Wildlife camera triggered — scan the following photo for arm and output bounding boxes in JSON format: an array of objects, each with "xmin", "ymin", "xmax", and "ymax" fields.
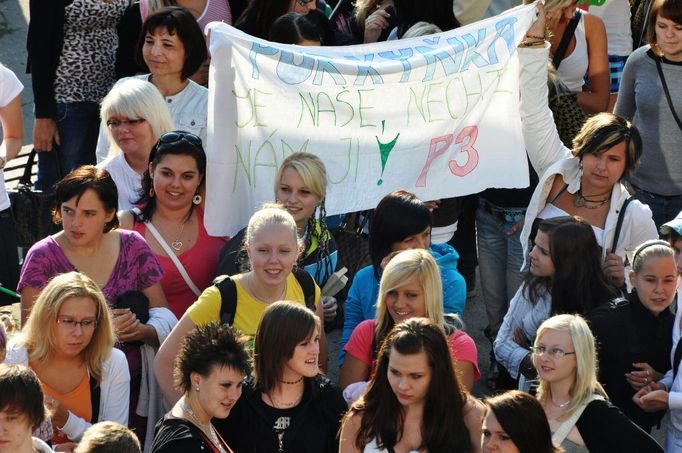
[
  {"xmin": 339, "ymin": 354, "xmax": 371, "ymax": 390},
  {"xmin": 576, "ymin": 14, "xmax": 610, "ymax": 114},
  {"xmin": 117, "ymin": 210, "xmax": 135, "ymax": 230},
  {"xmin": 463, "ymin": 398, "xmax": 485, "ymax": 453},
  {"xmin": 340, "ymin": 267, "xmax": 372, "ymax": 365},
  {"xmin": 339, "ymin": 320, "xmax": 374, "ymax": 389},
  {"xmin": 0, "ymin": 94, "xmax": 23, "ymax": 162},
  {"xmin": 114, "ymin": 282, "xmax": 169, "ymax": 347},
  {"xmin": 338, "ymin": 412, "xmax": 363, "ymax": 453},
  {"xmin": 154, "ymin": 315, "xmax": 197, "ymax": 404},
  {"xmin": 613, "ymin": 51, "xmax": 638, "ymax": 119},
  {"xmin": 20, "ymin": 286, "xmax": 41, "ymax": 325},
  {"xmin": 455, "ymin": 361, "xmax": 475, "ymax": 392},
  {"xmin": 581, "ymin": 400, "xmax": 663, "ymax": 452},
  {"xmin": 492, "ymin": 286, "xmax": 533, "ymax": 379}
]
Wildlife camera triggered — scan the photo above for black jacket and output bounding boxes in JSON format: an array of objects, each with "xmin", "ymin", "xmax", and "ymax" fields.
[
  {"xmin": 214, "ymin": 375, "xmax": 347, "ymax": 453},
  {"xmin": 150, "ymin": 417, "xmax": 220, "ymax": 453},
  {"xmin": 587, "ymin": 291, "xmax": 673, "ymax": 431}
]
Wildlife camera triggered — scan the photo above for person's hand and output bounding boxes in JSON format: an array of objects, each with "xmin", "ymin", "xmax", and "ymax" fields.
[
  {"xmin": 526, "ymin": 1, "xmax": 547, "ymax": 39},
  {"xmin": 519, "ymin": 353, "xmax": 537, "ymax": 380},
  {"xmin": 603, "ymin": 252, "xmax": 625, "ymax": 288},
  {"xmin": 513, "ymin": 326, "xmax": 529, "ymax": 349},
  {"xmin": 44, "ymin": 396, "xmax": 69, "ymax": 428},
  {"xmin": 112, "ymin": 308, "xmax": 142, "ymax": 342},
  {"xmin": 626, "ymin": 362, "xmax": 663, "ymax": 391},
  {"xmin": 33, "ymin": 118, "xmax": 60, "ymax": 152},
  {"xmin": 424, "ymin": 200, "xmax": 440, "ymax": 212},
  {"xmin": 364, "ymin": 8, "xmax": 392, "ymax": 43},
  {"xmin": 507, "ymin": 219, "xmax": 524, "ymax": 236},
  {"xmin": 633, "ymin": 383, "xmax": 669, "ymax": 413},
  {"xmin": 321, "ymin": 296, "xmax": 338, "ymax": 323},
  {"xmin": 54, "ymin": 442, "xmax": 77, "ymax": 452}
]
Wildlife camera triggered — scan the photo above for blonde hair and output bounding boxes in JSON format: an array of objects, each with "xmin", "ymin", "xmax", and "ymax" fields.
[
  {"xmin": 20, "ymin": 272, "xmax": 115, "ymax": 383},
  {"xmin": 533, "ymin": 314, "xmax": 606, "ymax": 421},
  {"xmin": 275, "ymin": 152, "xmax": 327, "ymax": 203},
  {"xmin": 374, "ymin": 249, "xmax": 446, "ymax": 346},
  {"xmin": 402, "ymin": 21, "xmax": 442, "ymax": 38},
  {"xmin": 631, "ymin": 240, "xmax": 676, "ymax": 274},
  {"xmin": 245, "ymin": 203, "xmax": 300, "ymax": 249},
  {"xmin": 74, "ymin": 421, "xmax": 141, "ymax": 453},
  {"xmin": 524, "ymin": 0, "xmax": 576, "ymax": 12},
  {"xmin": 100, "ymin": 79, "xmax": 174, "ymax": 157},
  {"xmin": 354, "ymin": 0, "xmax": 383, "ymax": 34}
]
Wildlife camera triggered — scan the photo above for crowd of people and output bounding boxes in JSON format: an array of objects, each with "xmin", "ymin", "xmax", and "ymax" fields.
[{"xmin": 0, "ymin": 0, "xmax": 681, "ymax": 451}]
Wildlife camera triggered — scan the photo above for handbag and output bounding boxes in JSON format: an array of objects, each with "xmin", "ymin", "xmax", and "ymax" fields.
[
  {"xmin": 548, "ymin": 74, "xmax": 588, "ymax": 148},
  {"xmin": 8, "ymin": 149, "xmax": 60, "ymax": 249}
]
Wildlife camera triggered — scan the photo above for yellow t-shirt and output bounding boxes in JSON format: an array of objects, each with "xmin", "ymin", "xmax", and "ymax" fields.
[{"xmin": 187, "ymin": 273, "xmax": 320, "ymax": 337}]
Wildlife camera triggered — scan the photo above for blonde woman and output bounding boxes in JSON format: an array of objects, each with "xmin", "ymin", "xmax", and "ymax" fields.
[
  {"xmin": 339, "ymin": 248, "xmax": 478, "ymax": 400},
  {"xmin": 98, "ymin": 79, "xmax": 174, "ymax": 210},
  {"xmin": 532, "ymin": 314, "xmax": 660, "ymax": 451},
  {"xmin": 6, "ymin": 272, "xmax": 130, "ymax": 445},
  {"xmin": 155, "ymin": 204, "xmax": 326, "ymax": 404}
]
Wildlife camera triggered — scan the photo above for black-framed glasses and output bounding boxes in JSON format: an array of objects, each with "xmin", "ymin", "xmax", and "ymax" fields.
[
  {"xmin": 56, "ymin": 317, "xmax": 98, "ymax": 330},
  {"xmin": 158, "ymin": 131, "xmax": 203, "ymax": 147},
  {"xmin": 106, "ymin": 118, "xmax": 146, "ymax": 128},
  {"xmin": 530, "ymin": 345, "xmax": 576, "ymax": 359}
]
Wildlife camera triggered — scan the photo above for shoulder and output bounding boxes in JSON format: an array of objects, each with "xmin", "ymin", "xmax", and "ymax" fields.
[
  {"xmin": 353, "ymin": 265, "xmax": 374, "ymax": 281},
  {"xmin": 186, "ymin": 79, "xmax": 208, "ymax": 96},
  {"xmin": 354, "ymin": 319, "xmax": 376, "ymax": 336},
  {"xmin": 102, "ymin": 348, "xmax": 130, "ymax": 378},
  {"xmin": 311, "ymin": 375, "xmax": 345, "ymax": 404},
  {"xmin": 429, "ymin": 242, "xmax": 457, "ymax": 262},
  {"xmin": 583, "ymin": 12, "xmax": 606, "ymax": 36},
  {"xmin": 463, "ymin": 396, "xmax": 485, "ymax": 427},
  {"xmin": 152, "ymin": 418, "xmax": 208, "ymax": 452},
  {"xmin": 628, "ymin": 45, "xmax": 652, "ymax": 63}
]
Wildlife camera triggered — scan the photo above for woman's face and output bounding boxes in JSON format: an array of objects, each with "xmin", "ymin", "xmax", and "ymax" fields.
[
  {"xmin": 108, "ymin": 116, "xmax": 155, "ymax": 158},
  {"xmin": 387, "ymin": 348, "xmax": 431, "ymax": 408},
  {"xmin": 385, "ymin": 276, "xmax": 426, "ymax": 324},
  {"xmin": 580, "ymin": 141, "xmax": 627, "ymax": 193},
  {"xmin": 534, "ymin": 329, "xmax": 577, "ymax": 387},
  {"xmin": 60, "ymin": 189, "xmax": 115, "ymax": 247},
  {"xmin": 390, "ymin": 226, "xmax": 431, "ymax": 252},
  {"xmin": 150, "ymin": 153, "xmax": 203, "ymax": 210},
  {"xmin": 142, "ymin": 27, "xmax": 186, "ymax": 79},
  {"xmin": 0, "ymin": 409, "xmax": 33, "ymax": 452},
  {"xmin": 655, "ymin": 15, "xmax": 682, "ymax": 62},
  {"xmin": 528, "ymin": 230, "xmax": 555, "ymax": 278},
  {"xmin": 54, "ymin": 296, "xmax": 98, "ymax": 359},
  {"xmin": 276, "ymin": 167, "xmax": 321, "ymax": 230},
  {"xmin": 193, "ymin": 365, "xmax": 245, "ymax": 420},
  {"xmin": 481, "ymin": 411, "xmax": 520, "ymax": 453},
  {"xmin": 289, "ymin": 0, "xmax": 316, "ymax": 14},
  {"xmin": 283, "ymin": 326, "xmax": 320, "ymax": 379},
  {"xmin": 246, "ymin": 223, "xmax": 299, "ymax": 287},
  {"xmin": 630, "ymin": 256, "xmax": 679, "ymax": 316}
]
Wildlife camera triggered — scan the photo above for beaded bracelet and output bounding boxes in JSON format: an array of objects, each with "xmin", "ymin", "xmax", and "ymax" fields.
[{"xmin": 518, "ymin": 40, "xmax": 545, "ymax": 48}]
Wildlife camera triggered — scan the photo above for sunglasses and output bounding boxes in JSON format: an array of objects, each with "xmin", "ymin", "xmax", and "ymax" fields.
[{"xmin": 158, "ymin": 131, "xmax": 203, "ymax": 146}]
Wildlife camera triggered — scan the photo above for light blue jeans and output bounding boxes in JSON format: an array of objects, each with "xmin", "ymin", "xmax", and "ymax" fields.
[{"xmin": 476, "ymin": 199, "xmax": 526, "ymax": 339}]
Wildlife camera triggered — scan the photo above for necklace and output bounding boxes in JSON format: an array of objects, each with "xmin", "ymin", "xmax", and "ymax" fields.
[
  {"xmin": 551, "ymin": 399, "xmax": 571, "ymax": 408},
  {"xmin": 267, "ymin": 390, "xmax": 303, "ymax": 409},
  {"xmin": 170, "ymin": 219, "xmax": 188, "ymax": 251},
  {"xmin": 180, "ymin": 399, "xmax": 228, "ymax": 453},
  {"xmin": 247, "ymin": 274, "xmax": 287, "ymax": 304},
  {"xmin": 574, "ymin": 189, "xmax": 610, "ymax": 209},
  {"xmin": 280, "ymin": 376, "xmax": 304, "ymax": 385}
]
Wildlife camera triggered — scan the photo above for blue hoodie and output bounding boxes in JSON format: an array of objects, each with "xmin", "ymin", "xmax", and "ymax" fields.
[{"xmin": 339, "ymin": 242, "xmax": 466, "ymax": 365}]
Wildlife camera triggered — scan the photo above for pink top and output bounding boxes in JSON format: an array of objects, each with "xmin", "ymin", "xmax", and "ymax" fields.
[
  {"xmin": 140, "ymin": 0, "xmax": 232, "ymax": 30},
  {"xmin": 344, "ymin": 319, "xmax": 481, "ymax": 381},
  {"xmin": 133, "ymin": 208, "xmax": 227, "ymax": 318}
]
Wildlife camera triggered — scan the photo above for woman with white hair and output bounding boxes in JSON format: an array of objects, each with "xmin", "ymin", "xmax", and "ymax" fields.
[
  {"xmin": 98, "ymin": 78, "xmax": 174, "ymax": 210},
  {"xmin": 532, "ymin": 314, "xmax": 661, "ymax": 452}
]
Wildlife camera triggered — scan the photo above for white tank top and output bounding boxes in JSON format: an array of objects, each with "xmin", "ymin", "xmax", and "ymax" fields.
[
  {"xmin": 538, "ymin": 203, "xmax": 605, "ymax": 248},
  {"xmin": 556, "ymin": 12, "xmax": 589, "ymax": 92}
]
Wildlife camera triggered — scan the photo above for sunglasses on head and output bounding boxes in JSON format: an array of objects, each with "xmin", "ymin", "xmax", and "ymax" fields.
[{"xmin": 158, "ymin": 131, "xmax": 203, "ymax": 147}]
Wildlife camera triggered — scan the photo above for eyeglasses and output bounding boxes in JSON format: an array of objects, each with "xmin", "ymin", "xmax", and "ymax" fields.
[
  {"xmin": 56, "ymin": 317, "xmax": 98, "ymax": 330},
  {"xmin": 158, "ymin": 131, "xmax": 203, "ymax": 147},
  {"xmin": 530, "ymin": 345, "xmax": 576, "ymax": 359},
  {"xmin": 106, "ymin": 118, "xmax": 146, "ymax": 128}
]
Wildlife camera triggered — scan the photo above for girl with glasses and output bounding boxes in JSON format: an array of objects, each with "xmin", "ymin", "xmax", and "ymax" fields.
[
  {"xmin": 494, "ymin": 216, "xmax": 619, "ymax": 389},
  {"xmin": 532, "ymin": 314, "xmax": 661, "ymax": 452},
  {"xmin": 6, "ymin": 272, "xmax": 130, "ymax": 448}
]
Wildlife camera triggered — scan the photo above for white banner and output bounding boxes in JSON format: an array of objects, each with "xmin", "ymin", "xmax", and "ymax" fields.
[{"xmin": 205, "ymin": 4, "xmax": 536, "ymax": 236}]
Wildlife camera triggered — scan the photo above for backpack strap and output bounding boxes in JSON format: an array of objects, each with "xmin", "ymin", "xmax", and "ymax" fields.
[
  {"xmin": 89, "ymin": 374, "xmax": 100, "ymax": 423},
  {"xmin": 293, "ymin": 269, "xmax": 316, "ymax": 311},
  {"xmin": 611, "ymin": 196, "xmax": 633, "ymax": 254},
  {"xmin": 552, "ymin": 10, "xmax": 581, "ymax": 70},
  {"xmin": 214, "ymin": 275, "xmax": 238, "ymax": 326}
]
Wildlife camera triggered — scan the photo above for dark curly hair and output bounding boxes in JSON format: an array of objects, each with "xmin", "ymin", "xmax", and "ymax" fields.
[{"xmin": 173, "ymin": 323, "xmax": 251, "ymax": 394}]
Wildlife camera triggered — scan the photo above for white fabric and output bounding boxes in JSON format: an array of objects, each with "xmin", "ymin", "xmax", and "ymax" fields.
[
  {"xmin": 343, "ymin": 380, "xmax": 369, "ymax": 405},
  {"xmin": 97, "ymin": 154, "xmax": 142, "ymax": 210},
  {"xmin": 137, "ymin": 306, "xmax": 177, "ymax": 452},
  {"xmin": 32, "ymin": 437, "xmax": 55, "ymax": 453},
  {"xmin": 5, "ymin": 343, "xmax": 131, "ymax": 442},
  {"xmin": 517, "ymin": 44, "xmax": 657, "ymax": 270},
  {"xmin": 537, "ymin": 203, "xmax": 605, "ymax": 248},
  {"xmin": 659, "ymin": 291, "xmax": 682, "ymax": 451},
  {"xmin": 589, "ymin": 0, "xmax": 632, "ymax": 56},
  {"xmin": 0, "ymin": 65, "xmax": 23, "ymax": 211},
  {"xmin": 363, "ymin": 438, "xmax": 389, "ymax": 453},
  {"xmin": 555, "ymin": 12, "xmax": 588, "ymax": 92},
  {"xmin": 95, "ymin": 75, "xmax": 208, "ymax": 163}
]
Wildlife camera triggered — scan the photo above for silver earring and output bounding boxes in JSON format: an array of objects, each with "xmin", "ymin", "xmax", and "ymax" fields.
[{"xmin": 193, "ymin": 194, "xmax": 202, "ymax": 205}]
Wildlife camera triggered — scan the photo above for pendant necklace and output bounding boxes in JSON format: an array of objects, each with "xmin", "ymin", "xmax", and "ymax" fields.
[
  {"xmin": 574, "ymin": 188, "xmax": 610, "ymax": 209},
  {"xmin": 180, "ymin": 399, "xmax": 228, "ymax": 453},
  {"xmin": 170, "ymin": 219, "xmax": 188, "ymax": 251}
]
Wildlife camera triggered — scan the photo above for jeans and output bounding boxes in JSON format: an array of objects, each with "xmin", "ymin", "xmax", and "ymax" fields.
[
  {"xmin": 476, "ymin": 199, "xmax": 526, "ymax": 338},
  {"xmin": 634, "ymin": 189, "xmax": 682, "ymax": 235},
  {"xmin": 36, "ymin": 102, "xmax": 100, "ymax": 191}
]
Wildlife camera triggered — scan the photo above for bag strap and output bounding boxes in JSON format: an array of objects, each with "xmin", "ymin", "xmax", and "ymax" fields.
[
  {"xmin": 145, "ymin": 220, "xmax": 201, "ymax": 296},
  {"xmin": 215, "ymin": 275, "xmax": 238, "ymax": 326},
  {"xmin": 551, "ymin": 394, "xmax": 602, "ymax": 445},
  {"xmin": 611, "ymin": 196, "xmax": 633, "ymax": 254},
  {"xmin": 655, "ymin": 57, "xmax": 682, "ymax": 132},
  {"xmin": 293, "ymin": 269, "xmax": 317, "ymax": 311},
  {"xmin": 552, "ymin": 10, "xmax": 581, "ymax": 70},
  {"xmin": 18, "ymin": 149, "xmax": 38, "ymax": 187}
]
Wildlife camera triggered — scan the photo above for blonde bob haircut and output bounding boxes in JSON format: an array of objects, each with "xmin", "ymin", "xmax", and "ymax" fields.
[
  {"xmin": 275, "ymin": 152, "xmax": 327, "ymax": 203},
  {"xmin": 533, "ymin": 314, "xmax": 606, "ymax": 421},
  {"xmin": 630, "ymin": 239, "xmax": 677, "ymax": 274},
  {"xmin": 374, "ymin": 249, "xmax": 445, "ymax": 346},
  {"xmin": 20, "ymin": 272, "xmax": 115, "ymax": 383},
  {"xmin": 100, "ymin": 79, "xmax": 174, "ymax": 157},
  {"xmin": 245, "ymin": 203, "xmax": 301, "ymax": 250}
]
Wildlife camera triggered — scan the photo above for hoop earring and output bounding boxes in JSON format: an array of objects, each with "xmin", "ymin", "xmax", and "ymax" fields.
[
  {"xmin": 193, "ymin": 194, "xmax": 202, "ymax": 205},
  {"xmin": 149, "ymin": 187, "xmax": 155, "ymax": 197}
]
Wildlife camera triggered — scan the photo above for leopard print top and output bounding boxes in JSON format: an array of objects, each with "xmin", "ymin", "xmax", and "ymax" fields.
[{"xmin": 54, "ymin": 0, "xmax": 130, "ymax": 103}]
